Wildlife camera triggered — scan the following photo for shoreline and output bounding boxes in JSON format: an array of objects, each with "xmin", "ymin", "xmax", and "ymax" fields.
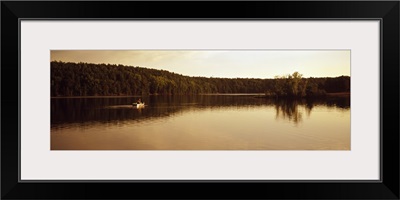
[
  {"xmin": 325, "ymin": 92, "xmax": 351, "ymax": 97},
  {"xmin": 51, "ymin": 92, "xmax": 350, "ymax": 98},
  {"xmin": 51, "ymin": 95, "xmax": 141, "ymax": 99}
]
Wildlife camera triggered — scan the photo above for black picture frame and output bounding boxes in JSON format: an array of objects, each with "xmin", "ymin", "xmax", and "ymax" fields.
[{"xmin": 2, "ymin": 1, "xmax": 399, "ymax": 199}]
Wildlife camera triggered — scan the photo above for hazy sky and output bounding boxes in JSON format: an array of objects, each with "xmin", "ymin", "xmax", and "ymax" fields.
[{"xmin": 51, "ymin": 50, "xmax": 350, "ymax": 78}]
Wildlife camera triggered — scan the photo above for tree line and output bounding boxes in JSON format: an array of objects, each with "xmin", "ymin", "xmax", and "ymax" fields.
[{"xmin": 51, "ymin": 61, "xmax": 350, "ymax": 97}]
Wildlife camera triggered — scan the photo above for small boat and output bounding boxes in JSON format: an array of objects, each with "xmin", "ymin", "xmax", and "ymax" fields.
[{"xmin": 132, "ymin": 102, "xmax": 145, "ymax": 108}]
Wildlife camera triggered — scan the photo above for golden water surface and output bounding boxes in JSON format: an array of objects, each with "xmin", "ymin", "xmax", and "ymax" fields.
[{"xmin": 51, "ymin": 95, "xmax": 350, "ymax": 150}]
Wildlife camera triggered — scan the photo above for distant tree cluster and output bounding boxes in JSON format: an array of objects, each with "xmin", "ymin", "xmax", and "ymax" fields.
[
  {"xmin": 267, "ymin": 72, "xmax": 350, "ymax": 97},
  {"xmin": 51, "ymin": 61, "xmax": 350, "ymax": 97}
]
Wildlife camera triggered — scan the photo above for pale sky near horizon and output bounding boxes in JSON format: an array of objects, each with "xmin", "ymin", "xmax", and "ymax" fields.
[{"xmin": 51, "ymin": 50, "xmax": 350, "ymax": 78}]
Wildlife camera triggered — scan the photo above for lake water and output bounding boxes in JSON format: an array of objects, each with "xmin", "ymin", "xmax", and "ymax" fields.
[{"xmin": 51, "ymin": 95, "xmax": 350, "ymax": 150}]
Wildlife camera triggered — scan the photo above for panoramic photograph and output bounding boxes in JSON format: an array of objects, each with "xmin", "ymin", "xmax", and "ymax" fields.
[{"xmin": 51, "ymin": 50, "xmax": 350, "ymax": 150}]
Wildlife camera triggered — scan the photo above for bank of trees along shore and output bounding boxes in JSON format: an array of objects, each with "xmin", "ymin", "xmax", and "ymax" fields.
[{"xmin": 51, "ymin": 61, "xmax": 350, "ymax": 97}]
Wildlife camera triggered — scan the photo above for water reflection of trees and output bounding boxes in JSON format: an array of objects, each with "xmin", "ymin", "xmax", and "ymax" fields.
[
  {"xmin": 274, "ymin": 100, "xmax": 303, "ymax": 124},
  {"xmin": 51, "ymin": 98, "xmax": 185, "ymax": 128},
  {"xmin": 274, "ymin": 97, "xmax": 350, "ymax": 124},
  {"xmin": 51, "ymin": 96, "xmax": 350, "ymax": 128}
]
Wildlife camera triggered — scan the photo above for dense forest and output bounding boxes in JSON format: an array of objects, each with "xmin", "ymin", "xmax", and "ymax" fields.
[{"xmin": 51, "ymin": 61, "xmax": 350, "ymax": 97}]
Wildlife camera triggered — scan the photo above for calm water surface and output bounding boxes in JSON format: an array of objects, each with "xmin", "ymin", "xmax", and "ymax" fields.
[{"xmin": 51, "ymin": 95, "xmax": 350, "ymax": 150}]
